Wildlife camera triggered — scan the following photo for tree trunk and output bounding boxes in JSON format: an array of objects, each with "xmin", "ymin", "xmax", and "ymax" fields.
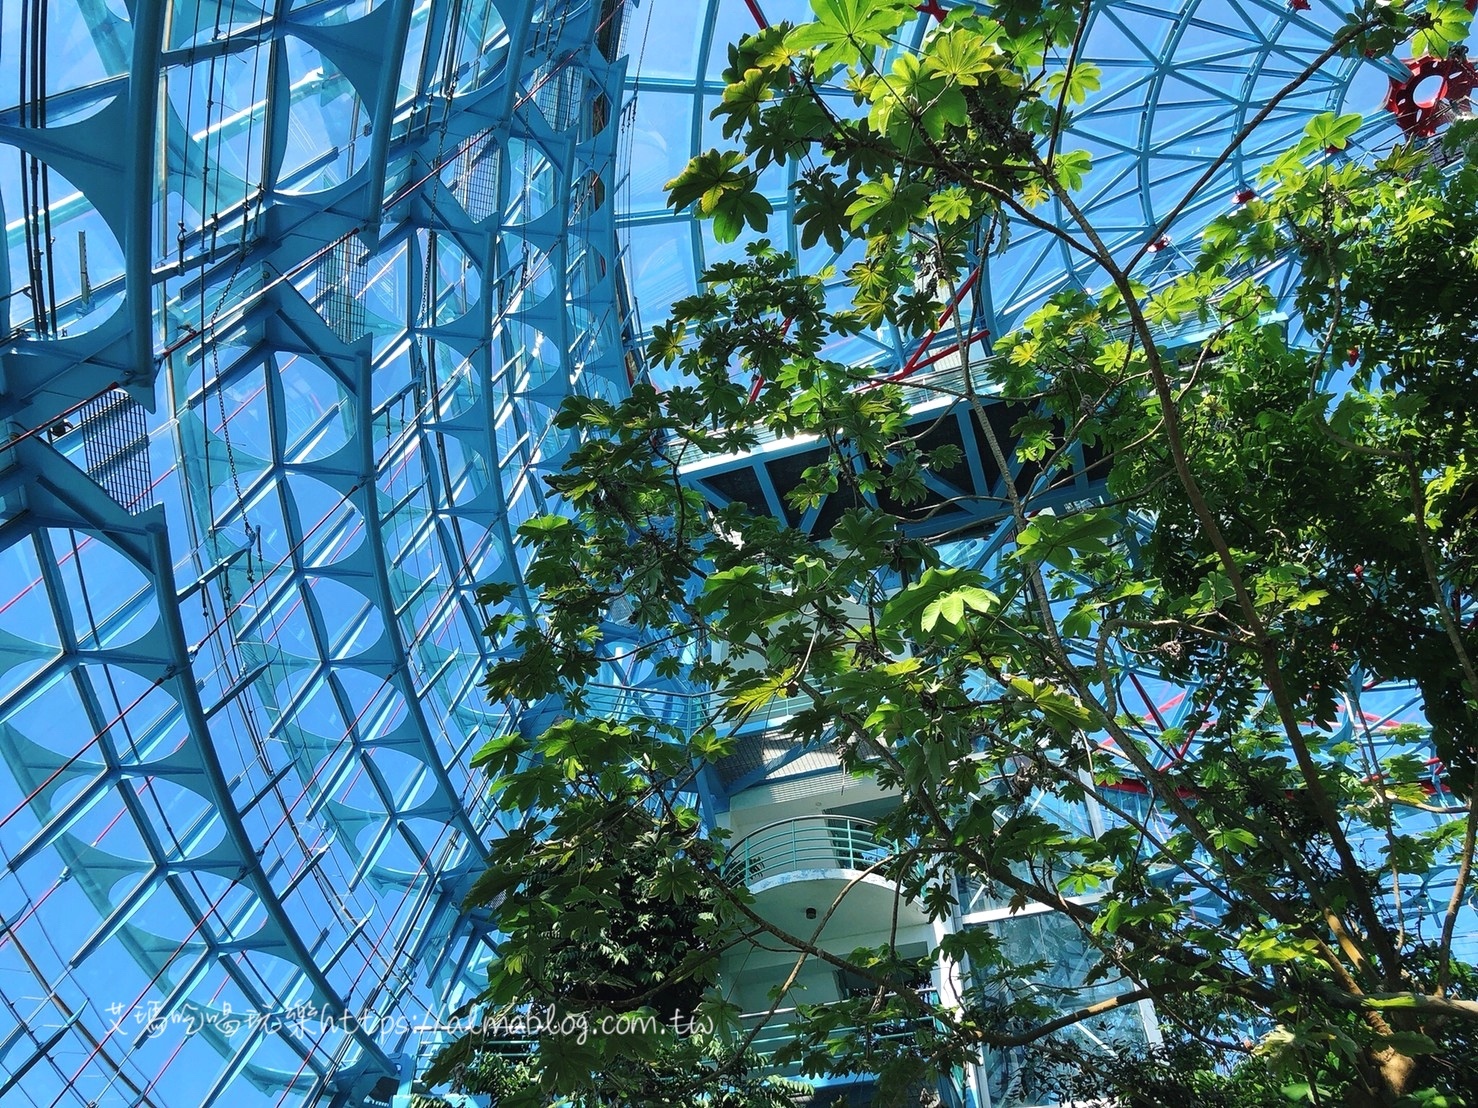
[{"xmin": 1346, "ymin": 1047, "xmax": 1417, "ymax": 1107}]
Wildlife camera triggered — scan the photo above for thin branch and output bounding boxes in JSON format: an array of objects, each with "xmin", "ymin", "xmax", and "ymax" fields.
[
  {"xmin": 1125, "ymin": 20, "xmax": 1377, "ymax": 276},
  {"xmin": 1045, "ymin": 0, "xmax": 1095, "ymax": 172}
]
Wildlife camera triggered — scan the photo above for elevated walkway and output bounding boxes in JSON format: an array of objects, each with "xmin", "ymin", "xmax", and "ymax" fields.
[{"xmin": 678, "ymin": 363, "xmax": 1110, "ymax": 542}]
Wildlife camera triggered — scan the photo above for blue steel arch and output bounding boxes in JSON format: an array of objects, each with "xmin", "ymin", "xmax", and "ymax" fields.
[{"xmin": 1, "ymin": 0, "xmax": 635, "ymax": 1104}]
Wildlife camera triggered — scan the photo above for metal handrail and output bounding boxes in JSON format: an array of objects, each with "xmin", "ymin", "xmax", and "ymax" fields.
[
  {"xmin": 578, "ymin": 681, "xmax": 816, "ymax": 737},
  {"xmin": 738, "ymin": 995, "xmax": 967, "ymax": 1103},
  {"xmin": 581, "ymin": 681, "xmax": 710, "ymax": 732},
  {"xmin": 667, "ymin": 356, "xmax": 995, "ymax": 471},
  {"xmin": 722, "ymin": 815, "xmax": 910, "ymax": 885}
]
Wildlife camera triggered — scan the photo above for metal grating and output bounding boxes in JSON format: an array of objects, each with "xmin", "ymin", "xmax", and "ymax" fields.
[
  {"xmin": 529, "ymin": 61, "xmax": 584, "ymax": 132},
  {"xmin": 452, "ymin": 130, "xmax": 502, "ymax": 222},
  {"xmin": 77, "ymin": 388, "xmax": 154, "ymax": 513},
  {"xmin": 317, "ymin": 236, "xmax": 367, "ymax": 343}
]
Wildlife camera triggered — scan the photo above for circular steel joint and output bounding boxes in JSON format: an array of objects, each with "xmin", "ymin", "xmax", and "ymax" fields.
[{"xmin": 1385, "ymin": 54, "xmax": 1477, "ymax": 137}]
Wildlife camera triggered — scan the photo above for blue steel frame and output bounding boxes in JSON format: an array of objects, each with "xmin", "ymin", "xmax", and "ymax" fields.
[
  {"xmin": 0, "ymin": 0, "xmax": 635, "ymax": 1104},
  {"xmin": 0, "ymin": 0, "xmax": 1467, "ymax": 1105},
  {"xmin": 616, "ymin": 0, "xmax": 1414, "ymax": 379}
]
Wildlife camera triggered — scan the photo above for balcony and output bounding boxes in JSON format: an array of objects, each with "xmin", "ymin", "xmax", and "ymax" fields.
[
  {"xmin": 580, "ymin": 680, "xmax": 813, "ymax": 738},
  {"xmin": 722, "ymin": 816, "xmax": 931, "ymax": 939},
  {"xmin": 723, "ymin": 816, "xmax": 900, "ymax": 885},
  {"xmin": 739, "ymin": 1001, "xmax": 969, "ymax": 1107},
  {"xmin": 671, "ymin": 355, "xmax": 1117, "ymax": 543}
]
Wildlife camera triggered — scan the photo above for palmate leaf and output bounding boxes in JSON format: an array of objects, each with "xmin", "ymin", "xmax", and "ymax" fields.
[
  {"xmin": 745, "ymin": 92, "xmax": 832, "ymax": 168},
  {"xmin": 721, "ymin": 22, "xmax": 794, "ymax": 83},
  {"xmin": 922, "ymin": 26, "xmax": 1002, "ymax": 87},
  {"xmin": 711, "ymin": 188, "xmax": 773, "ymax": 242},
  {"xmin": 795, "ymin": 170, "xmax": 855, "ymax": 253},
  {"xmin": 666, "ymin": 148, "xmax": 751, "ymax": 216},
  {"xmin": 1006, "ymin": 676, "xmax": 1093, "ymax": 733},
  {"xmin": 1014, "ymin": 507, "xmax": 1121, "ymax": 570},
  {"xmin": 1044, "ymin": 61, "xmax": 1102, "ymax": 107},
  {"xmin": 665, "ymin": 148, "xmax": 773, "ymax": 242},
  {"xmin": 844, "ymin": 175, "xmax": 929, "ymax": 234},
  {"xmin": 1299, "ymin": 110, "xmax": 1362, "ymax": 155},
  {"xmin": 928, "ymin": 185, "xmax": 973, "ymax": 224},
  {"xmin": 881, "ymin": 566, "xmax": 998, "ymax": 634},
  {"xmin": 712, "ymin": 67, "xmax": 775, "ymax": 140},
  {"xmin": 646, "ymin": 321, "xmax": 686, "ymax": 367},
  {"xmin": 870, "ymin": 52, "xmax": 969, "ymax": 143},
  {"xmin": 785, "ymin": 0, "xmax": 915, "ymax": 73},
  {"xmin": 725, "ymin": 671, "xmax": 798, "ymax": 717},
  {"xmin": 1410, "ymin": 1, "xmax": 1472, "ymax": 59},
  {"xmin": 920, "ymin": 585, "xmax": 998, "ymax": 632},
  {"xmin": 1053, "ymin": 148, "xmax": 1093, "ymax": 191}
]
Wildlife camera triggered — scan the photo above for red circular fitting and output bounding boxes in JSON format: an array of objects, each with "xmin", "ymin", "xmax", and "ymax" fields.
[{"xmin": 1385, "ymin": 55, "xmax": 1477, "ymax": 137}]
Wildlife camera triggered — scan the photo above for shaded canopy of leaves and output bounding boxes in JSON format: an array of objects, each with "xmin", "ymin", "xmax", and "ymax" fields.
[{"xmin": 435, "ymin": 2, "xmax": 1478, "ymax": 1106}]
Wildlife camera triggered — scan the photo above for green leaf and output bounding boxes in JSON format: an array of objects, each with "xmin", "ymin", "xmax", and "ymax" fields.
[
  {"xmin": 1007, "ymin": 676, "xmax": 1092, "ymax": 733},
  {"xmin": 646, "ymin": 321, "xmax": 686, "ymax": 367},
  {"xmin": 844, "ymin": 175, "xmax": 928, "ymax": 235},
  {"xmin": 666, "ymin": 148, "xmax": 749, "ymax": 214},
  {"xmin": 713, "ymin": 67, "xmax": 775, "ymax": 140},
  {"xmin": 470, "ymin": 733, "xmax": 523, "ymax": 772},
  {"xmin": 785, "ymin": 0, "xmax": 914, "ymax": 73},
  {"xmin": 795, "ymin": 170, "xmax": 855, "ymax": 253},
  {"xmin": 665, "ymin": 149, "xmax": 771, "ymax": 241},
  {"xmin": 1410, "ymin": 3, "xmax": 1472, "ymax": 59},
  {"xmin": 1301, "ymin": 110, "xmax": 1363, "ymax": 154},
  {"xmin": 881, "ymin": 567, "xmax": 996, "ymax": 633},
  {"xmin": 1053, "ymin": 148, "xmax": 1093, "ymax": 191},
  {"xmin": 928, "ymin": 185, "xmax": 974, "ymax": 225},
  {"xmin": 1044, "ymin": 61, "xmax": 1101, "ymax": 107},
  {"xmin": 920, "ymin": 585, "xmax": 998, "ymax": 631},
  {"xmin": 922, "ymin": 27, "xmax": 1000, "ymax": 87}
]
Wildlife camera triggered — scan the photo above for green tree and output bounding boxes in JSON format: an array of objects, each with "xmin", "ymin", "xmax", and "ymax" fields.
[{"xmin": 435, "ymin": 1, "xmax": 1478, "ymax": 1104}]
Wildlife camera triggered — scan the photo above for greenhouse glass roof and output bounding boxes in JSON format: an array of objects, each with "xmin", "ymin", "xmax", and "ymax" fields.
[
  {"xmin": 0, "ymin": 0, "xmax": 1465, "ymax": 1104},
  {"xmin": 1, "ymin": 0, "xmax": 630, "ymax": 1103},
  {"xmin": 617, "ymin": 0, "xmax": 1421, "ymax": 368}
]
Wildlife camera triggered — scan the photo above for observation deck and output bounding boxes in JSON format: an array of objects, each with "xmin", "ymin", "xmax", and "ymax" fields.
[{"xmin": 722, "ymin": 816, "xmax": 931, "ymax": 939}]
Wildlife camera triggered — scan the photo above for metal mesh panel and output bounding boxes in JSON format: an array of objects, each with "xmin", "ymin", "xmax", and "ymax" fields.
[
  {"xmin": 317, "ymin": 237, "xmax": 367, "ymax": 343},
  {"xmin": 530, "ymin": 62, "xmax": 584, "ymax": 132},
  {"xmin": 452, "ymin": 131, "xmax": 502, "ymax": 222},
  {"xmin": 77, "ymin": 388, "xmax": 153, "ymax": 513}
]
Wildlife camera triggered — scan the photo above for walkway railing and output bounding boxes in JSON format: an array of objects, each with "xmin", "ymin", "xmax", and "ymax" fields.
[
  {"xmin": 722, "ymin": 815, "xmax": 907, "ymax": 886},
  {"xmin": 581, "ymin": 681, "xmax": 710, "ymax": 733},
  {"xmin": 738, "ymin": 997, "xmax": 967, "ymax": 1104},
  {"xmin": 579, "ymin": 681, "xmax": 817, "ymax": 737}
]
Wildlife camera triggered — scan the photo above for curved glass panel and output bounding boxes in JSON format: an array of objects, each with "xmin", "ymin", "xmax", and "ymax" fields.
[{"xmin": 0, "ymin": 0, "xmax": 632, "ymax": 1103}]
